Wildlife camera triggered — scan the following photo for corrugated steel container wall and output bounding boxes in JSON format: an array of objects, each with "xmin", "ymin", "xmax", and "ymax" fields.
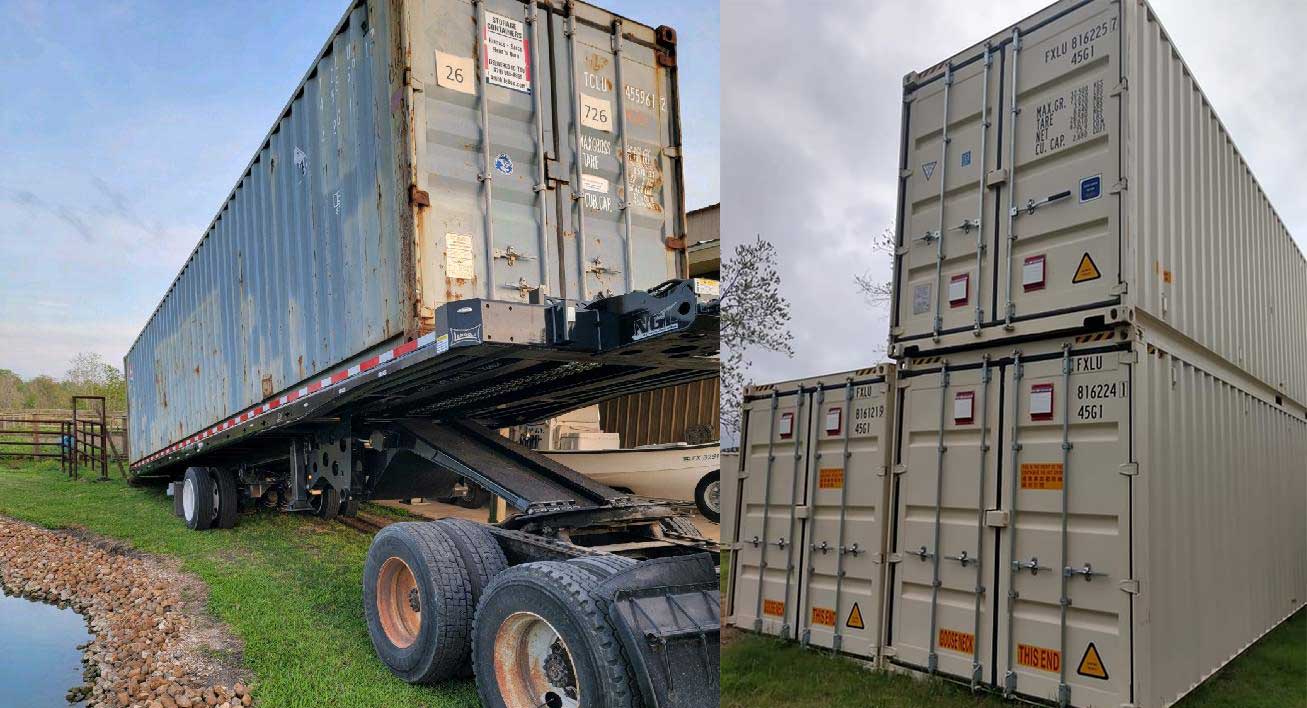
[
  {"xmin": 126, "ymin": 0, "xmax": 686, "ymax": 461},
  {"xmin": 598, "ymin": 377, "xmax": 719, "ymax": 446},
  {"xmin": 890, "ymin": 0, "xmax": 1306, "ymax": 407},
  {"xmin": 730, "ymin": 364, "xmax": 896, "ymax": 662},
  {"xmin": 126, "ymin": 1, "xmax": 406, "ymax": 457},
  {"xmin": 883, "ymin": 330, "xmax": 1306, "ymax": 707}
]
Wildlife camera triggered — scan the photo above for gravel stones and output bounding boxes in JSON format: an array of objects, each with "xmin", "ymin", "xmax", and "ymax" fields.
[{"xmin": 0, "ymin": 517, "xmax": 253, "ymax": 707}]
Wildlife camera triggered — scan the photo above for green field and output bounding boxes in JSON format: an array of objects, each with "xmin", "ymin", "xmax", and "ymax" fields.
[
  {"xmin": 723, "ymin": 576, "xmax": 1306, "ymax": 708},
  {"xmin": 0, "ymin": 461, "xmax": 477, "ymax": 708}
]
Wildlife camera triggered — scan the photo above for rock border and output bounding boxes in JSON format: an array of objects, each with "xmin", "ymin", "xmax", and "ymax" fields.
[{"xmin": 0, "ymin": 516, "xmax": 254, "ymax": 708}]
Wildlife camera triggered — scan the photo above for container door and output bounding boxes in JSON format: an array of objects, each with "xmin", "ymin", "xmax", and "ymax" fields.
[
  {"xmin": 733, "ymin": 387, "xmax": 812, "ymax": 639},
  {"xmin": 412, "ymin": 0, "xmax": 557, "ymax": 306},
  {"xmin": 796, "ymin": 378, "xmax": 891, "ymax": 658},
  {"xmin": 897, "ymin": 45, "xmax": 1005, "ymax": 340},
  {"xmin": 553, "ymin": 4, "xmax": 682, "ymax": 300},
  {"xmin": 995, "ymin": 347, "xmax": 1132, "ymax": 706},
  {"xmin": 888, "ymin": 359, "xmax": 1001, "ymax": 685},
  {"xmin": 996, "ymin": 0, "xmax": 1123, "ymax": 326}
]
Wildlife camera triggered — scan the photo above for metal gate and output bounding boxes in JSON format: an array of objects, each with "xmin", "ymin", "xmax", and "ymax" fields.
[{"xmin": 888, "ymin": 338, "xmax": 1133, "ymax": 707}]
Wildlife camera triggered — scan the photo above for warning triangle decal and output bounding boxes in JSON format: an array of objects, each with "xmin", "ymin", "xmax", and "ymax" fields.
[
  {"xmin": 1073, "ymin": 253, "xmax": 1102, "ymax": 283},
  {"xmin": 846, "ymin": 602, "xmax": 865, "ymax": 630},
  {"xmin": 1076, "ymin": 642, "xmax": 1109, "ymax": 680},
  {"xmin": 922, "ymin": 161, "xmax": 937, "ymax": 181}
]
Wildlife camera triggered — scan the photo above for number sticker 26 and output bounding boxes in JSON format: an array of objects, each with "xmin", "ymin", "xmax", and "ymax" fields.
[{"xmin": 435, "ymin": 51, "xmax": 476, "ymax": 95}]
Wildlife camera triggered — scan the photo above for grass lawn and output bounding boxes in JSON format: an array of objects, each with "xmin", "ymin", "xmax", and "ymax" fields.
[
  {"xmin": 0, "ymin": 461, "xmax": 479, "ymax": 708},
  {"xmin": 723, "ymin": 595, "xmax": 1305, "ymax": 708}
]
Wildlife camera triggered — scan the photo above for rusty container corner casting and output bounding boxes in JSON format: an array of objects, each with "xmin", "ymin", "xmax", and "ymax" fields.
[
  {"xmin": 883, "ymin": 328, "xmax": 1306, "ymax": 708},
  {"xmin": 124, "ymin": 0, "xmax": 688, "ymax": 462},
  {"xmin": 728, "ymin": 364, "xmax": 897, "ymax": 662},
  {"xmin": 890, "ymin": 0, "xmax": 1307, "ymax": 407}
]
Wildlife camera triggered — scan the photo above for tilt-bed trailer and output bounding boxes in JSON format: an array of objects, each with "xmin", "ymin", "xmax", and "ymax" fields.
[{"xmin": 132, "ymin": 280, "xmax": 721, "ymax": 708}]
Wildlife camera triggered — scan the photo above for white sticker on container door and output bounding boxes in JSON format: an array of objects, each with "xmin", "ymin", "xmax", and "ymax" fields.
[
  {"xmin": 445, "ymin": 233, "xmax": 476, "ymax": 280},
  {"xmin": 484, "ymin": 11, "xmax": 530, "ymax": 93},
  {"xmin": 435, "ymin": 52, "xmax": 475, "ymax": 94},
  {"xmin": 581, "ymin": 174, "xmax": 610, "ymax": 194},
  {"xmin": 580, "ymin": 93, "xmax": 613, "ymax": 132}
]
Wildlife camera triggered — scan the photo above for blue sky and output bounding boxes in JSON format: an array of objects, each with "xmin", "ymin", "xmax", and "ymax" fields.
[{"xmin": 0, "ymin": 0, "xmax": 719, "ymax": 379}]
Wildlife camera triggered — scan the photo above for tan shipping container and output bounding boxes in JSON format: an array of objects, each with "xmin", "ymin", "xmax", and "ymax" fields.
[
  {"xmin": 890, "ymin": 0, "xmax": 1307, "ymax": 407},
  {"xmin": 884, "ymin": 327, "xmax": 1306, "ymax": 708},
  {"xmin": 728, "ymin": 364, "xmax": 896, "ymax": 660}
]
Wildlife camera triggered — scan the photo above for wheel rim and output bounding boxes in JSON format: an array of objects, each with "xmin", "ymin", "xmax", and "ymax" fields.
[
  {"xmin": 377, "ymin": 557, "xmax": 421, "ymax": 649},
  {"xmin": 182, "ymin": 478, "xmax": 196, "ymax": 520},
  {"xmin": 706, "ymin": 480, "xmax": 721, "ymax": 514},
  {"xmin": 493, "ymin": 611, "xmax": 580, "ymax": 708}
]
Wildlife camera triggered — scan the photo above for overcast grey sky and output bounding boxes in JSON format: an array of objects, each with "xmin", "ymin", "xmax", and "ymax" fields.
[{"xmin": 723, "ymin": 0, "xmax": 1307, "ymax": 388}]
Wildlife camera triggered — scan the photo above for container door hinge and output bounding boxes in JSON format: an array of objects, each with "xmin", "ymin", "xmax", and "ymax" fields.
[
  {"xmin": 986, "ymin": 168, "xmax": 1008, "ymax": 188},
  {"xmin": 1111, "ymin": 281, "xmax": 1129, "ymax": 295},
  {"xmin": 985, "ymin": 509, "xmax": 1010, "ymax": 528},
  {"xmin": 1119, "ymin": 462, "xmax": 1139, "ymax": 477},
  {"xmin": 796, "ymin": 505, "xmax": 811, "ymax": 520},
  {"xmin": 1110, "ymin": 79, "xmax": 1128, "ymax": 97},
  {"xmin": 887, "ymin": 553, "xmax": 904, "ymax": 564},
  {"xmin": 871, "ymin": 552, "xmax": 884, "ymax": 564},
  {"xmin": 663, "ymin": 145, "xmax": 682, "ymax": 159},
  {"xmin": 899, "ymin": 167, "xmax": 914, "ymax": 179},
  {"xmin": 892, "ymin": 464, "xmax": 908, "ymax": 476},
  {"xmin": 1109, "ymin": 178, "xmax": 1128, "ymax": 194},
  {"xmin": 1119, "ymin": 349, "xmax": 1139, "ymax": 365},
  {"xmin": 882, "ymin": 645, "xmax": 899, "ymax": 657},
  {"xmin": 875, "ymin": 465, "xmax": 889, "ymax": 477},
  {"xmin": 1119, "ymin": 579, "xmax": 1140, "ymax": 595},
  {"xmin": 409, "ymin": 185, "xmax": 430, "ymax": 207}
]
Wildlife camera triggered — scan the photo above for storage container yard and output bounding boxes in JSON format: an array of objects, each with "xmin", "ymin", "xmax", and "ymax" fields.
[{"xmin": 727, "ymin": 0, "xmax": 1306, "ymax": 706}]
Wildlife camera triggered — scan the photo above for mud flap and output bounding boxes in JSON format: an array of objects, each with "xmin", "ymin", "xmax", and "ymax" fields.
[{"xmin": 595, "ymin": 554, "xmax": 720, "ymax": 708}]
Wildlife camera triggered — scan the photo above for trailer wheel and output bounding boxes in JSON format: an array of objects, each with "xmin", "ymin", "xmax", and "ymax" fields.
[
  {"xmin": 694, "ymin": 470, "xmax": 720, "ymax": 523},
  {"xmin": 214, "ymin": 469, "xmax": 239, "ymax": 530},
  {"xmin": 566, "ymin": 554, "xmax": 637, "ymax": 579},
  {"xmin": 660, "ymin": 515, "xmax": 704, "ymax": 538},
  {"xmin": 364, "ymin": 522, "xmax": 473, "ymax": 683},
  {"xmin": 182, "ymin": 467, "xmax": 215, "ymax": 531},
  {"xmin": 473, "ymin": 561, "xmax": 637, "ymax": 708},
  {"xmin": 312, "ymin": 486, "xmax": 340, "ymax": 519},
  {"xmin": 432, "ymin": 519, "xmax": 508, "ymax": 602}
]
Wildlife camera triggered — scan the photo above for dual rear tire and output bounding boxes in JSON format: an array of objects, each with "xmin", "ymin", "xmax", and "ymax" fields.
[
  {"xmin": 181, "ymin": 467, "xmax": 238, "ymax": 530},
  {"xmin": 363, "ymin": 521, "xmax": 640, "ymax": 707}
]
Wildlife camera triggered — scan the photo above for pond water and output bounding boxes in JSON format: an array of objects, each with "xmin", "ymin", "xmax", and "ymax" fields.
[{"xmin": 0, "ymin": 586, "xmax": 93, "ymax": 707}]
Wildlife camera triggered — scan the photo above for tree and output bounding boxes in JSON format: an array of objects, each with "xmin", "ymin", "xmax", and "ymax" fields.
[
  {"xmin": 720, "ymin": 236, "xmax": 794, "ymax": 438},
  {"xmin": 853, "ymin": 223, "xmax": 896, "ymax": 308}
]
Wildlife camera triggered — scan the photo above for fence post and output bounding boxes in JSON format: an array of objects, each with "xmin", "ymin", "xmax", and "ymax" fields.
[{"xmin": 31, "ymin": 419, "xmax": 38, "ymax": 461}]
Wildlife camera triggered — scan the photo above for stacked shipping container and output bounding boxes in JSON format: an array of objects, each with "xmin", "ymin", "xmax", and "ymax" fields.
[{"xmin": 730, "ymin": 1, "xmax": 1306, "ymax": 707}]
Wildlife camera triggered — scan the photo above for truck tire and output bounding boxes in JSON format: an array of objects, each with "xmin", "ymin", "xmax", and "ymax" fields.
[
  {"xmin": 660, "ymin": 515, "xmax": 704, "ymax": 538},
  {"xmin": 472, "ymin": 561, "xmax": 638, "ymax": 708},
  {"xmin": 694, "ymin": 470, "xmax": 721, "ymax": 523},
  {"xmin": 313, "ymin": 486, "xmax": 340, "ymax": 519},
  {"xmin": 431, "ymin": 519, "xmax": 508, "ymax": 604},
  {"xmin": 182, "ymin": 467, "xmax": 215, "ymax": 531},
  {"xmin": 214, "ymin": 469, "xmax": 239, "ymax": 530},
  {"xmin": 455, "ymin": 482, "xmax": 491, "ymax": 509},
  {"xmin": 567, "ymin": 554, "xmax": 637, "ymax": 579},
  {"xmin": 364, "ymin": 522, "xmax": 473, "ymax": 684}
]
